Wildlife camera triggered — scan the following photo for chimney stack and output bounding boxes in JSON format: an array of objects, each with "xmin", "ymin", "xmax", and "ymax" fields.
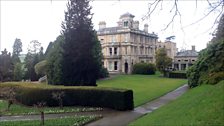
[
  {"xmin": 144, "ymin": 24, "xmax": 148, "ymax": 33},
  {"xmin": 133, "ymin": 21, "xmax": 139, "ymax": 30},
  {"xmin": 99, "ymin": 21, "xmax": 106, "ymax": 30},
  {"xmin": 192, "ymin": 45, "xmax": 195, "ymax": 51}
]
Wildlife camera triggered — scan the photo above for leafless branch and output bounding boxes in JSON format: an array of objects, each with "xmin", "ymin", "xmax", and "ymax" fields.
[{"xmin": 142, "ymin": 0, "xmax": 161, "ymax": 21}]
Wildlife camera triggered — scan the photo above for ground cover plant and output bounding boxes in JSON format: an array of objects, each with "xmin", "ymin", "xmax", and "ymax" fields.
[
  {"xmin": 98, "ymin": 73, "xmax": 187, "ymax": 107},
  {"xmin": 129, "ymin": 81, "xmax": 224, "ymax": 126},
  {"xmin": 0, "ymin": 100, "xmax": 102, "ymax": 116},
  {"xmin": 0, "ymin": 115, "xmax": 99, "ymax": 126}
]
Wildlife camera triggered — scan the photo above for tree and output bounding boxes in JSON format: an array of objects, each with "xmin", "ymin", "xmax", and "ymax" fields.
[
  {"xmin": 187, "ymin": 14, "xmax": 224, "ymax": 88},
  {"xmin": 13, "ymin": 62, "xmax": 23, "ymax": 81},
  {"xmin": 0, "ymin": 49, "xmax": 13, "ymax": 82},
  {"xmin": 61, "ymin": 0, "xmax": 101, "ymax": 86},
  {"xmin": 46, "ymin": 35, "xmax": 64, "ymax": 85},
  {"xmin": 24, "ymin": 40, "xmax": 42, "ymax": 81},
  {"xmin": 34, "ymin": 60, "xmax": 47, "ymax": 77},
  {"xmin": 143, "ymin": 0, "xmax": 224, "ymax": 30},
  {"xmin": 0, "ymin": 87, "xmax": 16, "ymax": 111},
  {"xmin": 12, "ymin": 38, "xmax": 22, "ymax": 64},
  {"xmin": 52, "ymin": 91, "xmax": 65, "ymax": 109},
  {"xmin": 155, "ymin": 48, "xmax": 172, "ymax": 75}
]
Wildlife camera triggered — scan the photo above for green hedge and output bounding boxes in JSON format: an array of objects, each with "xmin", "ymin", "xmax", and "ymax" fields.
[
  {"xmin": 0, "ymin": 84, "xmax": 133, "ymax": 111},
  {"xmin": 166, "ymin": 72, "xmax": 187, "ymax": 79},
  {"xmin": 132, "ymin": 63, "xmax": 156, "ymax": 75}
]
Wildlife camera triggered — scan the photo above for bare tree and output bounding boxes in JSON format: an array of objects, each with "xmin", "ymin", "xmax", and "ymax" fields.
[
  {"xmin": 0, "ymin": 87, "xmax": 16, "ymax": 111},
  {"xmin": 34, "ymin": 102, "xmax": 46, "ymax": 126},
  {"xmin": 52, "ymin": 91, "xmax": 65, "ymax": 109},
  {"xmin": 143, "ymin": 0, "xmax": 224, "ymax": 31}
]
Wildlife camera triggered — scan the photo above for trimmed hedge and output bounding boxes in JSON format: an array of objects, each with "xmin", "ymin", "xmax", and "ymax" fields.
[
  {"xmin": 0, "ymin": 84, "xmax": 133, "ymax": 111},
  {"xmin": 165, "ymin": 72, "xmax": 187, "ymax": 79},
  {"xmin": 132, "ymin": 63, "xmax": 156, "ymax": 75}
]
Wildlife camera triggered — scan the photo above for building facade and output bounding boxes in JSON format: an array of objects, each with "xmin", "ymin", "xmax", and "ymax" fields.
[
  {"xmin": 97, "ymin": 13, "xmax": 158, "ymax": 74},
  {"xmin": 156, "ymin": 40, "xmax": 177, "ymax": 59},
  {"xmin": 172, "ymin": 46, "xmax": 198, "ymax": 70}
]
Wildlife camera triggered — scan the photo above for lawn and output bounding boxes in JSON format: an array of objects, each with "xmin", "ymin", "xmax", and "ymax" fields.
[
  {"xmin": 0, "ymin": 115, "xmax": 100, "ymax": 126},
  {"xmin": 0, "ymin": 100, "xmax": 102, "ymax": 116},
  {"xmin": 129, "ymin": 81, "xmax": 224, "ymax": 126},
  {"xmin": 97, "ymin": 73, "xmax": 187, "ymax": 107}
]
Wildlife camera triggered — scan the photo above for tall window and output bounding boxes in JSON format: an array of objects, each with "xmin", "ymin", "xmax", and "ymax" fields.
[
  {"xmin": 114, "ymin": 47, "xmax": 117, "ymax": 55},
  {"xmin": 109, "ymin": 61, "xmax": 113, "ymax": 70},
  {"xmin": 111, "ymin": 35, "xmax": 116, "ymax": 42},
  {"xmin": 109, "ymin": 48, "xmax": 112, "ymax": 55},
  {"xmin": 114, "ymin": 61, "xmax": 117, "ymax": 70},
  {"xmin": 124, "ymin": 21, "xmax": 128, "ymax": 27}
]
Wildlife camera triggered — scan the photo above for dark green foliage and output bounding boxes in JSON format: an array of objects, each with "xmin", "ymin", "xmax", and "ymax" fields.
[
  {"xmin": 0, "ymin": 49, "xmax": 13, "ymax": 82},
  {"xmin": 61, "ymin": 0, "xmax": 101, "ymax": 86},
  {"xmin": 132, "ymin": 63, "xmax": 156, "ymax": 75},
  {"xmin": 165, "ymin": 72, "xmax": 187, "ymax": 79},
  {"xmin": 98, "ymin": 67, "xmax": 109, "ymax": 79},
  {"xmin": 12, "ymin": 38, "xmax": 22, "ymax": 64},
  {"xmin": 13, "ymin": 63, "xmax": 23, "ymax": 81},
  {"xmin": 187, "ymin": 14, "xmax": 224, "ymax": 87},
  {"xmin": 45, "ymin": 42, "xmax": 53, "ymax": 57},
  {"xmin": 46, "ymin": 35, "xmax": 64, "ymax": 85},
  {"xmin": 155, "ymin": 48, "xmax": 172, "ymax": 75},
  {"xmin": 0, "ymin": 84, "xmax": 134, "ymax": 111}
]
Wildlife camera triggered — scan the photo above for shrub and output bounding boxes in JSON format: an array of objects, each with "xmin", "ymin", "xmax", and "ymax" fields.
[
  {"xmin": 0, "ymin": 84, "xmax": 133, "ymax": 111},
  {"xmin": 98, "ymin": 67, "xmax": 109, "ymax": 79},
  {"xmin": 166, "ymin": 71, "xmax": 187, "ymax": 79},
  {"xmin": 132, "ymin": 63, "xmax": 156, "ymax": 75}
]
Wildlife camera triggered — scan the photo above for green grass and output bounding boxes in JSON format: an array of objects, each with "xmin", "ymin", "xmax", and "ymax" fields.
[
  {"xmin": 97, "ymin": 74, "xmax": 187, "ymax": 107},
  {"xmin": 129, "ymin": 81, "xmax": 224, "ymax": 126},
  {"xmin": 0, "ymin": 115, "xmax": 99, "ymax": 126},
  {"xmin": 0, "ymin": 100, "xmax": 102, "ymax": 116}
]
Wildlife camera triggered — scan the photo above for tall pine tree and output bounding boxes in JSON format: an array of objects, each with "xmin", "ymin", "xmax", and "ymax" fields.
[{"xmin": 61, "ymin": 0, "xmax": 100, "ymax": 86}]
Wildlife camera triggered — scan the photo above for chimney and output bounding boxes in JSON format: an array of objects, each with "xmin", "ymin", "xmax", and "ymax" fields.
[
  {"xmin": 133, "ymin": 21, "xmax": 139, "ymax": 30},
  {"xmin": 144, "ymin": 24, "xmax": 148, "ymax": 33},
  {"xmin": 192, "ymin": 45, "xmax": 195, "ymax": 51},
  {"xmin": 99, "ymin": 21, "xmax": 106, "ymax": 30}
]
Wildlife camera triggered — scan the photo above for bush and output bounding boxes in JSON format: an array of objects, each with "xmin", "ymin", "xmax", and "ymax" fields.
[
  {"xmin": 132, "ymin": 63, "xmax": 156, "ymax": 75},
  {"xmin": 0, "ymin": 83, "xmax": 133, "ymax": 111},
  {"xmin": 98, "ymin": 67, "xmax": 109, "ymax": 79},
  {"xmin": 165, "ymin": 71, "xmax": 187, "ymax": 79}
]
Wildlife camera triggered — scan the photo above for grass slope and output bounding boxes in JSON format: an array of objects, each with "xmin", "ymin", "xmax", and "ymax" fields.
[
  {"xmin": 130, "ymin": 81, "xmax": 224, "ymax": 126},
  {"xmin": 98, "ymin": 74, "xmax": 186, "ymax": 107},
  {"xmin": 0, "ymin": 115, "xmax": 99, "ymax": 126}
]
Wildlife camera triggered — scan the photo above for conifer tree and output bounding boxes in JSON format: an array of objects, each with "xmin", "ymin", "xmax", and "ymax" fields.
[{"xmin": 61, "ymin": 0, "xmax": 100, "ymax": 86}]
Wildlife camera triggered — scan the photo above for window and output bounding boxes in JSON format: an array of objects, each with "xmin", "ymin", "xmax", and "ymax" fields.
[
  {"xmin": 124, "ymin": 21, "xmax": 128, "ymax": 27},
  {"xmin": 109, "ymin": 61, "xmax": 113, "ymax": 71},
  {"xmin": 109, "ymin": 48, "xmax": 112, "ymax": 55},
  {"xmin": 178, "ymin": 60, "xmax": 181, "ymax": 62},
  {"xmin": 114, "ymin": 47, "xmax": 117, "ymax": 55},
  {"xmin": 114, "ymin": 61, "xmax": 118, "ymax": 70},
  {"xmin": 192, "ymin": 60, "xmax": 195, "ymax": 62},
  {"xmin": 111, "ymin": 35, "xmax": 116, "ymax": 42}
]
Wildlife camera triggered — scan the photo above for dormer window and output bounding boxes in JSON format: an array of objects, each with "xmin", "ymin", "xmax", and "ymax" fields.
[{"xmin": 124, "ymin": 21, "xmax": 128, "ymax": 27}]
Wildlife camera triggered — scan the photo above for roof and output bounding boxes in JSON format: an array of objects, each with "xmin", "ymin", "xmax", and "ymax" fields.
[
  {"xmin": 176, "ymin": 50, "xmax": 198, "ymax": 57},
  {"xmin": 120, "ymin": 12, "xmax": 135, "ymax": 19}
]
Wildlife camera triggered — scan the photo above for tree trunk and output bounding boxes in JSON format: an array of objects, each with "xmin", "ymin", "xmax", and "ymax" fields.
[{"xmin": 41, "ymin": 111, "xmax": 44, "ymax": 126}]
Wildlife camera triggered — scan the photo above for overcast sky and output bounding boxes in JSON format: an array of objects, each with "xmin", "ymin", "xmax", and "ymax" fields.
[{"xmin": 1, "ymin": 0, "xmax": 222, "ymax": 53}]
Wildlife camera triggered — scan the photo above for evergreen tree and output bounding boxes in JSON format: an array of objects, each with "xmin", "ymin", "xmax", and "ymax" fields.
[
  {"xmin": 61, "ymin": 0, "xmax": 100, "ymax": 86},
  {"xmin": 0, "ymin": 49, "xmax": 13, "ymax": 81},
  {"xmin": 46, "ymin": 35, "xmax": 64, "ymax": 85},
  {"xmin": 12, "ymin": 38, "xmax": 23, "ymax": 81}
]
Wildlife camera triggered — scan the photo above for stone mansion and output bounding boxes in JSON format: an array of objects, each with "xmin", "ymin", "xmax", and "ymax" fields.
[
  {"xmin": 97, "ymin": 12, "xmax": 198, "ymax": 74},
  {"xmin": 97, "ymin": 13, "xmax": 158, "ymax": 74}
]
